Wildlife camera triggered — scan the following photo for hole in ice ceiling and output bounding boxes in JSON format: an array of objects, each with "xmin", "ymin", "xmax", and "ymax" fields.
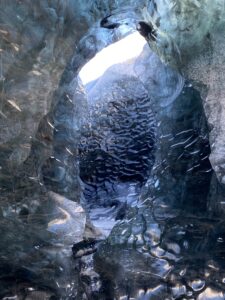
[{"xmin": 79, "ymin": 31, "xmax": 146, "ymax": 86}]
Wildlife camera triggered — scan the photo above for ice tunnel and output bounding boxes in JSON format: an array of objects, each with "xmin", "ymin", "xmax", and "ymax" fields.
[{"xmin": 1, "ymin": 1, "xmax": 225, "ymax": 299}]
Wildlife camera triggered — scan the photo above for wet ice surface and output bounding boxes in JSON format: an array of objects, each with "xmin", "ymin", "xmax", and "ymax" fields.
[
  {"xmin": 0, "ymin": 192, "xmax": 86, "ymax": 299},
  {"xmin": 1, "ymin": 16, "xmax": 225, "ymax": 300},
  {"xmin": 73, "ymin": 46, "xmax": 225, "ymax": 299},
  {"xmin": 0, "ymin": 84, "xmax": 224, "ymax": 300},
  {"xmin": 0, "ymin": 63, "xmax": 220, "ymax": 300},
  {"xmin": 94, "ymin": 211, "xmax": 225, "ymax": 300},
  {"xmin": 88, "ymin": 82, "xmax": 225, "ymax": 300},
  {"xmin": 89, "ymin": 182, "xmax": 140, "ymax": 237}
]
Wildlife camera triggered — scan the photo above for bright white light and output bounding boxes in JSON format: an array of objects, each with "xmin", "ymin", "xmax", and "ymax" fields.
[{"xmin": 79, "ymin": 31, "xmax": 146, "ymax": 86}]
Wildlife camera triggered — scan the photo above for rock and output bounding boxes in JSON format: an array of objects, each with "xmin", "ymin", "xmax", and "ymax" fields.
[{"xmin": 72, "ymin": 238, "xmax": 101, "ymax": 259}]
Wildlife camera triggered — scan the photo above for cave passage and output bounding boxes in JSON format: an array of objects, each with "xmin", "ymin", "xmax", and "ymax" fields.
[
  {"xmin": 78, "ymin": 32, "xmax": 156, "ymax": 235},
  {"xmin": 1, "ymin": 3, "xmax": 224, "ymax": 299},
  {"xmin": 74, "ymin": 30, "xmax": 215, "ymax": 299}
]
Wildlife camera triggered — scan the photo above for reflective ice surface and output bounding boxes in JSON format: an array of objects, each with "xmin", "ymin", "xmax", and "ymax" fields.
[{"xmin": 1, "ymin": 1, "xmax": 225, "ymax": 300}]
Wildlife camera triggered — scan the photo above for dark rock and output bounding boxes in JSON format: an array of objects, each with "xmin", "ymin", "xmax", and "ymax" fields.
[{"xmin": 72, "ymin": 239, "xmax": 101, "ymax": 259}]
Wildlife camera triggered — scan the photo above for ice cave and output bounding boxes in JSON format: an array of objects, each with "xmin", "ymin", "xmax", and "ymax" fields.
[{"xmin": 0, "ymin": 1, "xmax": 225, "ymax": 299}]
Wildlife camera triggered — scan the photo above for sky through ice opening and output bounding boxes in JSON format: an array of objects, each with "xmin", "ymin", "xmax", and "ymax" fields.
[{"xmin": 79, "ymin": 31, "xmax": 147, "ymax": 86}]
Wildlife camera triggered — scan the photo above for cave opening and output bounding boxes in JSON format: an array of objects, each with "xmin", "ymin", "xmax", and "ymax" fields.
[{"xmin": 77, "ymin": 31, "xmax": 156, "ymax": 235}]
